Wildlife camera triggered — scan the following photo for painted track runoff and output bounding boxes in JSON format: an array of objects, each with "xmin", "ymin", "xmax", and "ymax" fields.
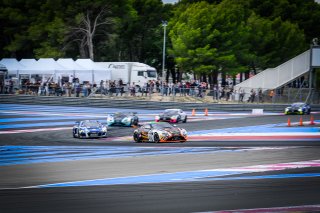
[{"xmin": 0, "ymin": 103, "xmax": 320, "ymax": 213}]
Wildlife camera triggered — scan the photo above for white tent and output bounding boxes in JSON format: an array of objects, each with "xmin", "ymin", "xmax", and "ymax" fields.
[
  {"xmin": 18, "ymin": 58, "xmax": 69, "ymax": 84},
  {"xmin": 0, "ymin": 58, "xmax": 111, "ymax": 86},
  {"xmin": 56, "ymin": 58, "xmax": 89, "ymax": 83},
  {"xmin": 19, "ymin": 59, "xmax": 37, "ymax": 67},
  {"xmin": 19, "ymin": 58, "xmax": 67, "ymax": 74},
  {"xmin": 75, "ymin": 59, "xmax": 111, "ymax": 84},
  {"xmin": 0, "ymin": 58, "xmax": 25, "ymax": 77}
]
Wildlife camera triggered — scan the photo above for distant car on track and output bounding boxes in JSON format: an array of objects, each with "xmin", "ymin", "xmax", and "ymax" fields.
[
  {"xmin": 155, "ymin": 109, "xmax": 187, "ymax": 123},
  {"xmin": 73, "ymin": 120, "xmax": 108, "ymax": 138},
  {"xmin": 284, "ymin": 102, "xmax": 311, "ymax": 115},
  {"xmin": 107, "ymin": 112, "xmax": 139, "ymax": 127},
  {"xmin": 133, "ymin": 122, "xmax": 187, "ymax": 143}
]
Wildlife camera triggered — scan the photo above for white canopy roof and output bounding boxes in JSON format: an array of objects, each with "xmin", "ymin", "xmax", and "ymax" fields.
[
  {"xmin": 19, "ymin": 59, "xmax": 37, "ymax": 67},
  {"xmin": 0, "ymin": 58, "xmax": 25, "ymax": 72},
  {"xmin": 56, "ymin": 58, "xmax": 87, "ymax": 71},
  {"xmin": 19, "ymin": 58, "xmax": 67, "ymax": 73},
  {"xmin": 0, "ymin": 58, "xmax": 111, "ymax": 82}
]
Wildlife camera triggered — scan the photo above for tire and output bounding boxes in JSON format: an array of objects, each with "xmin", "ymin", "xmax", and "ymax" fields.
[
  {"xmin": 133, "ymin": 132, "xmax": 141, "ymax": 143},
  {"xmin": 77, "ymin": 130, "xmax": 82, "ymax": 139},
  {"xmin": 154, "ymin": 133, "xmax": 160, "ymax": 143},
  {"xmin": 183, "ymin": 116, "xmax": 187, "ymax": 123},
  {"xmin": 73, "ymin": 131, "xmax": 76, "ymax": 138},
  {"xmin": 177, "ymin": 116, "xmax": 181, "ymax": 123}
]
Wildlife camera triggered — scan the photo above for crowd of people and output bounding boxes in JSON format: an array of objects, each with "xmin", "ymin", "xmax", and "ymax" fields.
[{"xmin": 1, "ymin": 77, "xmax": 281, "ymax": 103}]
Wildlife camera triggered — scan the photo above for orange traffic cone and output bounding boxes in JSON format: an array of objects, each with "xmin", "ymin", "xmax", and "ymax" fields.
[
  {"xmin": 192, "ymin": 109, "xmax": 195, "ymax": 116},
  {"xmin": 287, "ymin": 118, "xmax": 291, "ymax": 127},
  {"xmin": 204, "ymin": 108, "xmax": 208, "ymax": 116},
  {"xmin": 299, "ymin": 117, "xmax": 303, "ymax": 126},
  {"xmin": 310, "ymin": 115, "xmax": 315, "ymax": 125}
]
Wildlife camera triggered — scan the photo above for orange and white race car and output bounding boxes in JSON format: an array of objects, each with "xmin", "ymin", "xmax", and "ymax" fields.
[{"xmin": 133, "ymin": 122, "xmax": 187, "ymax": 143}]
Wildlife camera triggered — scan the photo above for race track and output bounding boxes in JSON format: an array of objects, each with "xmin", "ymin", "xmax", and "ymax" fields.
[{"xmin": 0, "ymin": 104, "xmax": 320, "ymax": 213}]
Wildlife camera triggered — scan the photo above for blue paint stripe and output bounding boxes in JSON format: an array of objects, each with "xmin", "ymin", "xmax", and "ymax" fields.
[
  {"xmin": 36, "ymin": 170, "xmax": 243, "ymax": 188},
  {"xmin": 0, "ymin": 119, "xmax": 109, "ymax": 129},
  {"xmin": 35, "ymin": 172, "xmax": 320, "ymax": 188}
]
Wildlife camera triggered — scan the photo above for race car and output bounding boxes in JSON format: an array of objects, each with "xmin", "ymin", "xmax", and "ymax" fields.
[
  {"xmin": 133, "ymin": 122, "xmax": 187, "ymax": 143},
  {"xmin": 155, "ymin": 109, "xmax": 187, "ymax": 123},
  {"xmin": 107, "ymin": 112, "xmax": 139, "ymax": 126},
  {"xmin": 284, "ymin": 102, "xmax": 311, "ymax": 115},
  {"xmin": 73, "ymin": 120, "xmax": 108, "ymax": 138}
]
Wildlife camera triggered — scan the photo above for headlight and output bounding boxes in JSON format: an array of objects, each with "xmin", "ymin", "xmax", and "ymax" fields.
[
  {"xmin": 181, "ymin": 129, "xmax": 187, "ymax": 136},
  {"xmin": 171, "ymin": 115, "xmax": 178, "ymax": 119},
  {"xmin": 101, "ymin": 126, "xmax": 107, "ymax": 132},
  {"xmin": 155, "ymin": 115, "xmax": 160, "ymax": 119},
  {"xmin": 298, "ymin": 108, "xmax": 302, "ymax": 111},
  {"xmin": 122, "ymin": 117, "xmax": 129, "ymax": 122}
]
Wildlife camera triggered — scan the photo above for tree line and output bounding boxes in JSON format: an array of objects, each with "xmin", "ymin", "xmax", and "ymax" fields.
[{"xmin": 1, "ymin": 0, "xmax": 319, "ymax": 85}]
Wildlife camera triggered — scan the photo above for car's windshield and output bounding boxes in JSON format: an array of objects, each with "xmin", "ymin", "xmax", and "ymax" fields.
[
  {"xmin": 114, "ymin": 112, "xmax": 134, "ymax": 117},
  {"xmin": 292, "ymin": 103, "xmax": 304, "ymax": 107},
  {"xmin": 151, "ymin": 123, "xmax": 173, "ymax": 129},
  {"xmin": 164, "ymin": 109, "xmax": 178, "ymax": 113},
  {"xmin": 82, "ymin": 121, "xmax": 100, "ymax": 127}
]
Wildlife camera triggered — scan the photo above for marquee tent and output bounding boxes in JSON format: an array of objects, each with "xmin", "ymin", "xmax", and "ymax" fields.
[
  {"xmin": 75, "ymin": 59, "xmax": 111, "ymax": 83},
  {"xmin": 0, "ymin": 58, "xmax": 25, "ymax": 76},
  {"xmin": 0, "ymin": 58, "xmax": 111, "ymax": 86}
]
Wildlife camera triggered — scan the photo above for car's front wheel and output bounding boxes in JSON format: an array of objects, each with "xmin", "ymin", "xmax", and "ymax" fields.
[
  {"xmin": 133, "ymin": 132, "xmax": 141, "ymax": 143},
  {"xmin": 154, "ymin": 133, "xmax": 160, "ymax": 143},
  {"xmin": 183, "ymin": 116, "xmax": 187, "ymax": 123}
]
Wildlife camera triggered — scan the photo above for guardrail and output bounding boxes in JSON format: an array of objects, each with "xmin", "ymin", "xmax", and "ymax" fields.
[{"xmin": 1, "ymin": 94, "xmax": 320, "ymax": 113}]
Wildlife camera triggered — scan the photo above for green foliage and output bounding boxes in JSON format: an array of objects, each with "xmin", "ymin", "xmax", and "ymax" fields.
[{"xmin": 0, "ymin": 0, "xmax": 317, "ymax": 82}]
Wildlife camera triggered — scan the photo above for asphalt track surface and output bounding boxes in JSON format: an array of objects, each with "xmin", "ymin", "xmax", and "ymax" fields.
[{"xmin": 0, "ymin": 104, "xmax": 320, "ymax": 213}]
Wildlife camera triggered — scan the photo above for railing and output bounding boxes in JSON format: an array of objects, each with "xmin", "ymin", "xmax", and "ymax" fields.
[{"xmin": 2, "ymin": 84, "xmax": 319, "ymax": 104}]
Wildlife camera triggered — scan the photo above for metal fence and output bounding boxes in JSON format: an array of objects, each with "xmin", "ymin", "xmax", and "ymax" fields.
[{"xmin": 2, "ymin": 83, "xmax": 319, "ymax": 104}]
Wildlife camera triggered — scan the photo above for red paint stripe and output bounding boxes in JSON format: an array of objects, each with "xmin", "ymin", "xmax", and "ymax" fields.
[{"xmin": 213, "ymin": 204, "xmax": 320, "ymax": 212}]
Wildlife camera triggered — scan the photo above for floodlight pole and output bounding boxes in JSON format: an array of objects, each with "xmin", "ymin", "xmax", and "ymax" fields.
[{"xmin": 162, "ymin": 21, "xmax": 167, "ymax": 82}]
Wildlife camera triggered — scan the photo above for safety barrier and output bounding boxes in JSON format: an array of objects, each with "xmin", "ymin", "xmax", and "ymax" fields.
[{"xmin": 1, "ymin": 94, "xmax": 320, "ymax": 113}]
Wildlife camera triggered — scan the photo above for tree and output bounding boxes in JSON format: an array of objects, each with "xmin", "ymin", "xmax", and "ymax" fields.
[{"xmin": 69, "ymin": 5, "xmax": 114, "ymax": 60}]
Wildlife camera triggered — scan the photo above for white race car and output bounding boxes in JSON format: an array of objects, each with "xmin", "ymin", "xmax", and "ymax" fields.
[{"xmin": 155, "ymin": 109, "xmax": 187, "ymax": 123}]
